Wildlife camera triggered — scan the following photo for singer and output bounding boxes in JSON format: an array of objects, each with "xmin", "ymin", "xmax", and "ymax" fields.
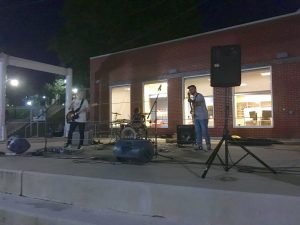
[{"xmin": 187, "ymin": 85, "xmax": 211, "ymax": 151}]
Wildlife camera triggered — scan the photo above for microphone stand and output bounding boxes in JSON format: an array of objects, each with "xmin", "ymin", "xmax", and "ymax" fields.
[
  {"xmin": 32, "ymin": 106, "xmax": 50, "ymax": 156},
  {"xmin": 147, "ymin": 85, "xmax": 173, "ymax": 160},
  {"xmin": 38, "ymin": 107, "xmax": 51, "ymax": 154}
]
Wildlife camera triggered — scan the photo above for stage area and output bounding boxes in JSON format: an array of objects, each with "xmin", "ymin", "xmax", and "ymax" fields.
[{"xmin": 0, "ymin": 137, "xmax": 299, "ymax": 225}]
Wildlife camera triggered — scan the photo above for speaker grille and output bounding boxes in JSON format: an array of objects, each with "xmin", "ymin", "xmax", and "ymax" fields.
[
  {"xmin": 211, "ymin": 45, "xmax": 241, "ymax": 87},
  {"xmin": 177, "ymin": 125, "xmax": 195, "ymax": 145}
]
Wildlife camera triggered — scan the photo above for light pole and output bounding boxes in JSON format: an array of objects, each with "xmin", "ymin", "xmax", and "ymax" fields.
[{"xmin": 6, "ymin": 78, "xmax": 20, "ymax": 119}]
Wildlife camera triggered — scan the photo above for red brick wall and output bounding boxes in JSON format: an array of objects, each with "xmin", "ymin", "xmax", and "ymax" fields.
[
  {"xmin": 90, "ymin": 13, "xmax": 300, "ymax": 139},
  {"xmin": 167, "ymin": 78, "xmax": 183, "ymax": 133}
]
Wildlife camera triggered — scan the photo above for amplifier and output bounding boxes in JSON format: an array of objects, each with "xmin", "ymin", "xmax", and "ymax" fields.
[
  {"xmin": 113, "ymin": 139, "xmax": 154, "ymax": 163},
  {"xmin": 177, "ymin": 125, "xmax": 195, "ymax": 145}
]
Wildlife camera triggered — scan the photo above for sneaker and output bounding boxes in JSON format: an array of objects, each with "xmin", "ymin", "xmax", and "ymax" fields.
[
  {"xmin": 77, "ymin": 145, "xmax": 83, "ymax": 150},
  {"xmin": 194, "ymin": 145, "xmax": 203, "ymax": 151}
]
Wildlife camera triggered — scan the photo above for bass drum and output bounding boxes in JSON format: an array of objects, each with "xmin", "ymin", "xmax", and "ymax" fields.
[{"xmin": 120, "ymin": 126, "xmax": 137, "ymax": 139}]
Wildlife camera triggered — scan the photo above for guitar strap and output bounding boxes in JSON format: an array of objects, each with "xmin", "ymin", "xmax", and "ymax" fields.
[{"xmin": 74, "ymin": 99, "xmax": 84, "ymax": 113}]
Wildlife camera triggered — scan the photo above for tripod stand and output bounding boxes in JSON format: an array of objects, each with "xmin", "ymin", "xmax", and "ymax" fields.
[
  {"xmin": 109, "ymin": 112, "xmax": 122, "ymax": 144},
  {"xmin": 147, "ymin": 85, "xmax": 173, "ymax": 160},
  {"xmin": 201, "ymin": 87, "xmax": 276, "ymax": 178}
]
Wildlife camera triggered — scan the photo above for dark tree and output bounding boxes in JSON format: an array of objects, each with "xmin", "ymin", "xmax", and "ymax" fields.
[
  {"xmin": 51, "ymin": 0, "xmax": 202, "ymax": 87},
  {"xmin": 52, "ymin": 0, "xmax": 299, "ymax": 87}
]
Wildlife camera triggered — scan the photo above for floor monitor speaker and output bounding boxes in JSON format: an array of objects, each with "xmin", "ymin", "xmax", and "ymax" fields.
[
  {"xmin": 211, "ymin": 45, "xmax": 241, "ymax": 87},
  {"xmin": 7, "ymin": 136, "xmax": 31, "ymax": 154},
  {"xmin": 177, "ymin": 125, "xmax": 195, "ymax": 145},
  {"xmin": 113, "ymin": 139, "xmax": 154, "ymax": 163}
]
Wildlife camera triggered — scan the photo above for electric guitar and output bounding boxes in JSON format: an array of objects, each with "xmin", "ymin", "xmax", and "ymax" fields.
[
  {"xmin": 66, "ymin": 110, "xmax": 79, "ymax": 123},
  {"xmin": 66, "ymin": 103, "xmax": 98, "ymax": 123}
]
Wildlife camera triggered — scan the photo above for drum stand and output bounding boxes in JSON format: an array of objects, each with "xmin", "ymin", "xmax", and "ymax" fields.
[
  {"xmin": 109, "ymin": 123, "xmax": 120, "ymax": 144},
  {"xmin": 147, "ymin": 85, "xmax": 173, "ymax": 160},
  {"xmin": 201, "ymin": 88, "xmax": 276, "ymax": 178},
  {"xmin": 109, "ymin": 113, "xmax": 121, "ymax": 144}
]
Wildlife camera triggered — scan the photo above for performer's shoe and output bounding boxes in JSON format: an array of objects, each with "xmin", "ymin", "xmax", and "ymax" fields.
[{"xmin": 194, "ymin": 145, "xmax": 204, "ymax": 151}]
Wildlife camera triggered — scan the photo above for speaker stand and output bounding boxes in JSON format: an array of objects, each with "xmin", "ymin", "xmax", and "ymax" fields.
[
  {"xmin": 147, "ymin": 85, "xmax": 173, "ymax": 160},
  {"xmin": 201, "ymin": 87, "xmax": 276, "ymax": 178}
]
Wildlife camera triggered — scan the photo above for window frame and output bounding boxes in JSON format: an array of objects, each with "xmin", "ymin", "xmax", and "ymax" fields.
[
  {"xmin": 182, "ymin": 74, "xmax": 214, "ymax": 127},
  {"xmin": 233, "ymin": 66, "xmax": 273, "ymax": 128},
  {"xmin": 142, "ymin": 80, "xmax": 168, "ymax": 128},
  {"xmin": 110, "ymin": 84, "xmax": 131, "ymax": 124}
]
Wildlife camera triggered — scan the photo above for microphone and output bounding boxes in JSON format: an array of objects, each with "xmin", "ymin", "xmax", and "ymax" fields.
[{"xmin": 158, "ymin": 84, "xmax": 162, "ymax": 91}]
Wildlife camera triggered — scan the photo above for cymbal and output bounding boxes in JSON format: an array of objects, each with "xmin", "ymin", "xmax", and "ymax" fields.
[
  {"xmin": 112, "ymin": 112, "xmax": 122, "ymax": 115},
  {"xmin": 112, "ymin": 119, "xmax": 130, "ymax": 124}
]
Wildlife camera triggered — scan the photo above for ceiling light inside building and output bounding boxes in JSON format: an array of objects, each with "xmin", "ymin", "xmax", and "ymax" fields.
[{"xmin": 261, "ymin": 72, "xmax": 271, "ymax": 76}]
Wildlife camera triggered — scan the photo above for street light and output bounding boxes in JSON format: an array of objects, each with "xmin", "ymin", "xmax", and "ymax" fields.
[
  {"xmin": 72, "ymin": 88, "xmax": 78, "ymax": 94},
  {"xmin": 9, "ymin": 79, "xmax": 19, "ymax": 87},
  {"xmin": 6, "ymin": 78, "xmax": 20, "ymax": 119}
]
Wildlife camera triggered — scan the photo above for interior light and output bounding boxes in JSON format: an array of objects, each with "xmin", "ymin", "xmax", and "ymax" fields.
[{"xmin": 261, "ymin": 72, "xmax": 271, "ymax": 76}]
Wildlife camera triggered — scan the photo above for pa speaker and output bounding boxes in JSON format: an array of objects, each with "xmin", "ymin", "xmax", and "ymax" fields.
[
  {"xmin": 113, "ymin": 139, "xmax": 154, "ymax": 163},
  {"xmin": 211, "ymin": 45, "xmax": 241, "ymax": 87},
  {"xmin": 177, "ymin": 125, "xmax": 195, "ymax": 145},
  {"xmin": 7, "ymin": 136, "xmax": 31, "ymax": 154}
]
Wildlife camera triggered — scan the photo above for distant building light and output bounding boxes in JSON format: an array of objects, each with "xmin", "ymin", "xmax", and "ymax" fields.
[{"xmin": 26, "ymin": 101, "xmax": 32, "ymax": 106}]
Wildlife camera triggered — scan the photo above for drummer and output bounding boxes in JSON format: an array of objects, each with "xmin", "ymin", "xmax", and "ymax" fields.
[{"xmin": 131, "ymin": 107, "xmax": 146, "ymax": 129}]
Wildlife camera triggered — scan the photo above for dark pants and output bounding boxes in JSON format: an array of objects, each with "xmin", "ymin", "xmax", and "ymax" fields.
[{"xmin": 67, "ymin": 122, "xmax": 85, "ymax": 146}]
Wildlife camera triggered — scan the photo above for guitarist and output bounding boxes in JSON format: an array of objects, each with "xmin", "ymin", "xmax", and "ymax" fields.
[
  {"xmin": 64, "ymin": 90, "xmax": 89, "ymax": 149},
  {"xmin": 187, "ymin": 85, "xmax": 211, "ymax": 151}
]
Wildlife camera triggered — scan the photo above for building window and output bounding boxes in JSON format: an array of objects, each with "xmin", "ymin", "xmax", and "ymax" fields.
[
  {"xmin": 183, "ymin": 76, "xmax": 214, "ymax": 126},
  {"xmin": 111, "ymin": 85, "xmax": 131, "ymax": 124},
  {"xmin": 143, "ymin": 82, "xmax": 168, "ymax": 128},
  {"xmin": 234, "ymin": 67, "xmax": 272, "ymax": 127}
]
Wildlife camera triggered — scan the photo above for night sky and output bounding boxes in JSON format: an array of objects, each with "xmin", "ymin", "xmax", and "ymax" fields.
[
  {"xmin": 0, "ymin": 0, "xmax": 63, "ymax": 63},
  {"xmin": 0, "ymin": 0, "xmax": 64, "ymax": 104},
  {"xmin": 199, "ymin": 0, "xmax": 300, "ymax": 32},
  {"xmin": 1, "ymin": 0, "xmax": 299, "ymax": 105}
]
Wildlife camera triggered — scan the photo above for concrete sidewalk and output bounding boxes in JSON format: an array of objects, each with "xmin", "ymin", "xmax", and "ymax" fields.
[{"xmin": 0, "ymin": 137, "xmax": 299, "ymax": 225}]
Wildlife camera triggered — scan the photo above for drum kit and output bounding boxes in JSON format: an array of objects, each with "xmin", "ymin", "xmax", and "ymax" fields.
[{"xmin": 111, "ymin": 112, "xmax": 148, "ymax": 141}]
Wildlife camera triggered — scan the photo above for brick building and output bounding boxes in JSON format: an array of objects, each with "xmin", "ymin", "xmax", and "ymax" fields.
[{"xmin": 90, "ymin": 12, "xmax": 300, "ymax": 139}]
